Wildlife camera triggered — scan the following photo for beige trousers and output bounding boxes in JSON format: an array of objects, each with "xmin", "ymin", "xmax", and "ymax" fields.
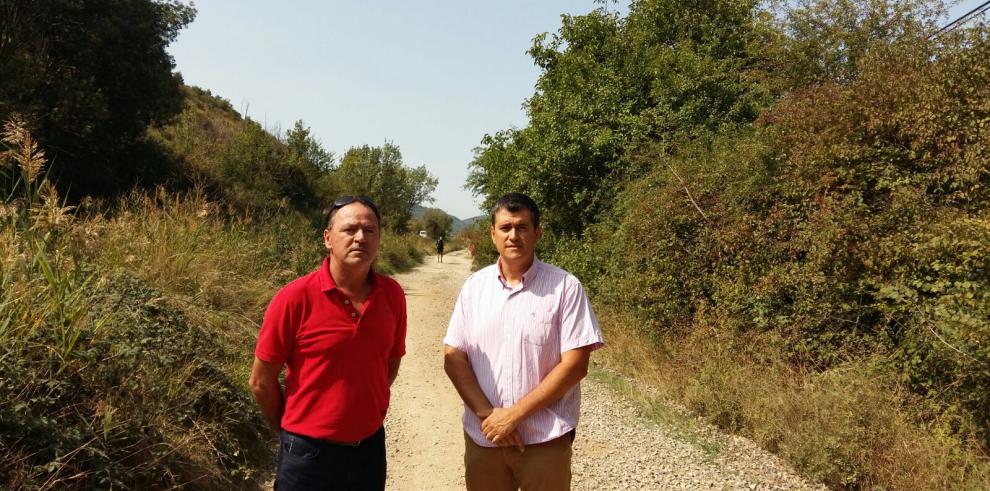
[{"xmin": 463, "ymin": 432, "xmax": 573, "ymax": 491}]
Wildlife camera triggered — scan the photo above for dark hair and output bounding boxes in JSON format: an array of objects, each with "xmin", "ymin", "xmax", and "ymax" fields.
[
  {"xmin": 326, "ymin": 195, "xmax": 381, "ymax": 228},
  {"xmin": 490, "ymin": 192, "xmax": 540, "ymax": 228}
]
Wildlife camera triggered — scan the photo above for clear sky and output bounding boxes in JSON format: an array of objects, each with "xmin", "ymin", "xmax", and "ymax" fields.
[
  {"xmin": 168, "ymin": 0, "xmax": 609, "ymax": 220},
  {"xmin": 169, "ymin": 1, "xmax": 985, "ymax": 220}
]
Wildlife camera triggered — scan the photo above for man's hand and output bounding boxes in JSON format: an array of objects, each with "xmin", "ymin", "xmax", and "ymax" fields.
[
  {"xmin": 478, "ymin": 409, "xmax": 524, "ymax": 451},
  {"xmin": 481, "ymin": 407, "xmax": 522, "ymax": 445},
  {"xmin": 496, "ymin": 430, "xmax": 525, "ymax": 452}
]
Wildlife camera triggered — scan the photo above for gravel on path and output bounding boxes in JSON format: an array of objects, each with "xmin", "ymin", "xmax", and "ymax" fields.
[
  {"xmin": 381, "ymin": 249, "xmax": 823, "ymax": 490},
  {"xmin": 573, "ymin": 374, "xmax": 824, "ymax": 490}
]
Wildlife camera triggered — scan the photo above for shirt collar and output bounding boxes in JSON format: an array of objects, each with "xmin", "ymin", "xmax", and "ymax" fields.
[
  {"xmin": 318, "ymin": 256, "xmax": 336, "ymax": 292},
  {"xmin": 318, "ymin": 256, "xmax": 375, "ymax": 292},
  {"xmin": 495, "ymin": 255, "xmax": 541, "ymax": 289}
]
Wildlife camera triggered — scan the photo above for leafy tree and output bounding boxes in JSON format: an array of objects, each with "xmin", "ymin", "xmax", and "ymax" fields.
[
  {"xmin": 467, "ymin": 0, "xmax": 773, "ymax": 238},
  {"xmin": 422, "ymin": 208, "xmax": 453, "ymax": 239},
  {"xmin": 467, "ymin": 0, "xmax": 990, "ymax": 484},
  {"xmin": 335, "ymin": 143, "xmax": 437, "ymax": 231},
  {"xmin": 585, "ymin": 4, "xmax": 990, "ymax": 456},
  {"xmin": 772, "ymin": 0, "xmax": 944, "ymax": 88},
  {"xmin": 147, "ymin": 88, "xmax": 340, "ymax": 220},
  {"xmin": 467, "ymin": 0, "xmax": 946, "ymax": 241},
  {"xmin": 217, "ymin": 121, "xmax": 327, "ymax": 215},
  {"xmin": 0, "ymin": 0, "xmax": 196, "ymax": 199},
  {"xmin": 285, "ymin": 120, "xmax": 335, "ymax": 172}
]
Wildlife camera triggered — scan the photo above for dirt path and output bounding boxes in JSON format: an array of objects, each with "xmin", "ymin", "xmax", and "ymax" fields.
[
  {"xmin": 385, "ymin": 250, "xmax": 822, "ymax": 490},
  {"xmin": 385, "ymin": 250, "xmax": 472, "ymax": 490}
]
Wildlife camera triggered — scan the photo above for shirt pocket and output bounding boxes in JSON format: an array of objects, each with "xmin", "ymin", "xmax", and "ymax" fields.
[{"xmin": 522, "ymin": 310, "xmax": 556, "ymax": 346}]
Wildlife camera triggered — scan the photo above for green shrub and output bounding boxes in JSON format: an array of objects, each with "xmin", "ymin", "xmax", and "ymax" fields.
[
  {"xmin": 543, "ymin": 19, "xmax": 990, "ymax": 490},
  {"xmin": 150, "ymin": 86, "xmax": 335, "ymax": 221},
  {"xmin": 469, "ymin": 220, "xmax": 498, "ymax": 271},
  {"xmin": 597, "ymin": 322, "xmax": 990, "ymax": 490},
  {"xmin": 377, "ymin": 231, "xmax": 425, "ymax": 275},
  {"xmin": 880, "ymin": 216, "xmax": 990, "ymax": 440},
  {"xmin": 0, "ymin": 260, "xmax": 271, "ymax": 488},
  {"xmin": 0, "ymin": 119, "xmax": 337, "ymax": 487}
]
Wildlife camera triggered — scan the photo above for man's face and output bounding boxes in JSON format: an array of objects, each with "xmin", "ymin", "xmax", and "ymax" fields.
[
  {"xmin": 323, "ymin": 202, "xmax": 380, "ymax": 268},
  {"xmin": 490, "ymin": 208, "xmax": 542, "ymax": 265}
]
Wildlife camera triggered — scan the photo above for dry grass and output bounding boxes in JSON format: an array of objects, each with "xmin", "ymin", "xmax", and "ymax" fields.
[
  {"xmin": 594, "ymin": 311, "xmax": 990, "ymax": 490},
  {"xmin": 1, "ymin": 117, "xmax": 427, "ymax": 488}
]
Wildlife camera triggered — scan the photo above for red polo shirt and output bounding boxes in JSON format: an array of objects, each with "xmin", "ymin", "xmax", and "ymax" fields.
[{"xmin": 255, "ymin": 257, "xmax": 406, "ymax": 441}]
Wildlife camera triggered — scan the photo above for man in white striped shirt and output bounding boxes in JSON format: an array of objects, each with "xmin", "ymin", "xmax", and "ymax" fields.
[{"xmin": 443, "ymin": 192, "xmax": 604, "ymax": 491}]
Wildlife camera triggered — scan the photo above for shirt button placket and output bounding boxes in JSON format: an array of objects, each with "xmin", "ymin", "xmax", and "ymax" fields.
[
  {"xmin": 504, "ymin": 292, "xmax": 514, "ymax": 407},
  {"xmin": 343, "ymin": 298, "xmax": 357, "ymax": 322}
]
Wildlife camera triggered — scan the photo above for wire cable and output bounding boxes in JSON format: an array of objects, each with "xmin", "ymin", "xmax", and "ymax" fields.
[{"xmin": 930, "ymin": 0, "xmax": 990, "ymax": 39}]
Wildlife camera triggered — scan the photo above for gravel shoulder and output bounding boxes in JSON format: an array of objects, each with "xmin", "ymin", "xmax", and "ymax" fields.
[{"xmin": 385, "ymin": 250, "xmax": 823, "ymax": 490}]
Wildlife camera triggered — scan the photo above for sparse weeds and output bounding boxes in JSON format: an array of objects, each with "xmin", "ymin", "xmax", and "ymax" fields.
[
  {"xmin": 378, "ymin": 231, "xmax": 426, "ymax": 274},
  {"xmin": 588, "ymin": 366, "xmax": 724, "ymax": 461},
  {"xmin": 594, "ymin": 312, "xmax": 990, "ymax": 490}
]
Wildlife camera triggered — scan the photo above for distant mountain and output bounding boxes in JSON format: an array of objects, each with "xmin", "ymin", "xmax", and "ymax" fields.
[
  {"xmin": 411, "ymin": 205, "xmax": 485, "ymax": 234},
  {"xmin": 454, "ymin": 214, "xmax": 486, "ymax": 233}
]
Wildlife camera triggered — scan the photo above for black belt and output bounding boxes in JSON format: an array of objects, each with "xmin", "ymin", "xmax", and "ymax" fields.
[{"xmin": 283, "ymin": 429, "xmax": 374, "ymax": 447}]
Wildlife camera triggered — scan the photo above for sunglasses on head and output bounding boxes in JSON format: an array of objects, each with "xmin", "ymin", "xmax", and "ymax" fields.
[{"xmin": 327, "ymin": 195, "xmax": 381, "ymax": 224}]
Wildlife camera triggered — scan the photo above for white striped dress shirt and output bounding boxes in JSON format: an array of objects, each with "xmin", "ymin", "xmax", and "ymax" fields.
[{"xmin": 444, "ymin": 257, "xmax": 604, "ymax": 447}]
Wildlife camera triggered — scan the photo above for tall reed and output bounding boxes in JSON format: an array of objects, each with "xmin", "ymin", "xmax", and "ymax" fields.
[{"xmin": 1, "ymin": 116, "xmax": 430, "ymax": 488}]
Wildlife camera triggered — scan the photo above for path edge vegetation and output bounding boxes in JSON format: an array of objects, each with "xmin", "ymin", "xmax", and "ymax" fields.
[
  {"xmin": 2, "ymin": 0, "xmax": 989, "ymax": 489},
  {"xmin": 1, "ymin": 9, "xmax": 435, "ymax": 483},
  {"xmin": 0, "ymin": 114, "xmax": 432, "ymax": 488},
  {"xmin": 468, "ymin": 1, "xmax": 990, "ymax": 489}
]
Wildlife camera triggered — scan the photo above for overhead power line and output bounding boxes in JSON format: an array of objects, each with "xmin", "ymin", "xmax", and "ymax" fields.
[{"xmin": 930, "ymin": 0, "xmax": 990, "ymax": 39}]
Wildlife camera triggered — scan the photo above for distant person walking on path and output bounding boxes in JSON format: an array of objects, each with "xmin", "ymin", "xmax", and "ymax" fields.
[
  {"xmin": 250, "ymin": 195, "xmax": 407, "ymax": 491},
  {"xmin": 443, "ymin": 192, "xmax": 604, "ymax": 491},
  {"xmin": 436, "ymin": 236, "xmax": 445, "ymax": 263}
]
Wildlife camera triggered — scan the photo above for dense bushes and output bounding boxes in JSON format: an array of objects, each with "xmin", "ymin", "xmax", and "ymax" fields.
[
  {"xmin": 1, "ymin": 123, "xmax": 287, "ymax": 487},
  {"xmin": 151, "ymin": 87, "xmax": 438, "ymax": 232},
  {"xmin": 597, "ymin": 322, "xmax": 988, "ymax": 489},
  {"xmin": 470, "ymin": 0, "xmax": 990, "ymax": 487},
  {"xmin": 467, "ymin": 0, "xmax": 772, "ymax": 237},
  {"xmin": 149, "ymin": 86, "xmax": 336, "ymax": 219},
  {"xmin": 0, "ymin": 0, "xmax": 196, "ymax": 200},
  {"xmin": 378, "ymin": 232, "xmax": 426, "ymax": 275},
  {"xmin": 583, "ymin": 24, "xmax": 990, "ymax": 490},
  {"xmin": 0, "ymin": 119, "xmax": 426, "ymax": 487},
  {"xmin": 1, "ymin": 267, "xmax": 270, "ymax": 488}
]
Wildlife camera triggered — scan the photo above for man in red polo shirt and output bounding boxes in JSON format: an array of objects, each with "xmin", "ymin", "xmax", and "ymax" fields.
[{"xmin": 249, "ymin": 196, "xmax": 407, "ymax": 491}]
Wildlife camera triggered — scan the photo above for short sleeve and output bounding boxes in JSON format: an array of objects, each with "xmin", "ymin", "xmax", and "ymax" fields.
[
  {"xmin": 558, "ymin": 276, "xmax": 604, "ymax": 353},
  {"xmin": 443, "ymin": 284, "xmax": 470, "ymax": 351},
  {"xmin": 255, "ymin": 289, "xmax": 299, "ymax": 365}
]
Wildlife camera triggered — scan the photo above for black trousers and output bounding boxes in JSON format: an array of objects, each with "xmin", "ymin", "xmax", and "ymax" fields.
[{"xmin": 276, "ymin": 427, "xmax": 386, "ymax": 491}]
